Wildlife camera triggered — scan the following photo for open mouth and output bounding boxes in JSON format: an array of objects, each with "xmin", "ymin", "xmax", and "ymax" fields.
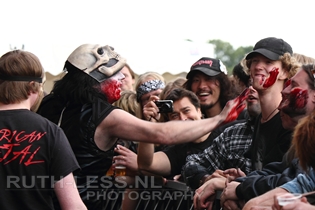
[
  {"xmin": 247, "ymin": 95, "xmax": 257, "ymax": 102},
  {"xmin": 254, "ymin": 68, "xmax": 279, "ymax": 88},
  {"xmin": 198, "ymin": 92, "xmax": 210, "ymax": 96}
]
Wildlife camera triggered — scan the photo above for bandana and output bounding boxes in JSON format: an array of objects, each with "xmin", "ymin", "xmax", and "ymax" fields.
[
  {"xmin": 136, "ymin": 79, "xmax": 165, "ymax": 102},
  {"xmin": 0, "ymin": 74, "xmax": 42, "ymax": 83}
]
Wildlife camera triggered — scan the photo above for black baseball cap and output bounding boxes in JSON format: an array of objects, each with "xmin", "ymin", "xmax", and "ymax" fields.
[
  {"xmin": 245, "ymin": 37, "xmax": 293, "ymax": 60},
  {"xmin": 186, "ymin": 57, "xmax": 227, "ymax": 79}
]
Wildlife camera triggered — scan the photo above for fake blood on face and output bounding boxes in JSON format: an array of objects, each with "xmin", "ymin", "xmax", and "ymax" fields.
[
  {"xmin": 100, "ymin": 79, "xmax": 121, "ymax": 104},
  {"xmin": 279, "ymin": 87, "xmax": 308, "ymax": 117},
  {"xmin": 284, "ymin": 79, "xmax": 291, "ymax": 88},
  {"xmin": 262, "ymin": 67, "xmax": 279, "ymax": 88},
  {"xmin": 289, "ymin": 87, "xmax": 308, "ymax": 110}
]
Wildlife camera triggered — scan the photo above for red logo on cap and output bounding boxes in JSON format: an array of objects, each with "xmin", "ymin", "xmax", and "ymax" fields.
[{"xmin": 192, "ymin": 60, "xmax": 213, "ymax": 67}]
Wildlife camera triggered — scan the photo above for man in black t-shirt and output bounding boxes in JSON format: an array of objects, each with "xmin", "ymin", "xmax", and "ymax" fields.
[
  {"xmin": 219, "ymin": 37, "xmax": 301, "ymax": 210},
  {"xmin": 0, "ymin": 50, "xmax": 86, "ymax": 210}
]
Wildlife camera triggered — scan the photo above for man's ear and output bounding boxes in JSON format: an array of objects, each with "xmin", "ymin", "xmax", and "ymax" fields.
[
  {"xmin": 29, "ymin": 81, "xmax": 40, "ymax": 93},
  {"xmin": 278, "ymin": 69, "xmax": 289, "ymax": 80}
]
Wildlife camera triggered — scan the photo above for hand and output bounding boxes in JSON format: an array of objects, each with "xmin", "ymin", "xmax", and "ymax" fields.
[
  {"xmin": 220, "ymin": 181, "xmax": 241, "ymax": 207},
  {"xmin": 173, "ymin": 174, "xmax": 181, "ymax": 181},
  {"xmin": 209, "ymin": 169, "xmax": 227, "ymax": 179},
  {"xmin": 223, "ymin": 168, "xmax": 246, "ymax": 181},
  {"xmin": 221, "ymin": 199, "xmax": 241, "ymax": 210},
  {"xmin": 221, "ymin": 88, "xmax": 249, "ymax": 124},
  {"xmin": 194, "ymin": 177, "xmax": 226, "ymax": 210},
  {"xmin": 113, "ymin": 145, "xmax": 138, "ymax": 175},
  {"xmin": 143, "ymin": 95, "xmax": 160, "ymax": 121},
  {"xmin": 273, "ymin": 193, "xmax": 310, "ymax": 210}
]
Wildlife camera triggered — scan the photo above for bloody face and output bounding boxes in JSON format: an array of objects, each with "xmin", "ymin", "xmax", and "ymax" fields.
[
  {"xmin": 262, "ymin": 67, "xmax": 279, "ymax": 88},
  {"xmin": 279, "ymin": 87, "xmax": 308, "ymax": 117},
  {"xmin": 100, "ymin": 72, "xmax": 125, "ymax": 104},
  {"xmin": 278, "ymin": 70, "xmax": 310, "ymax": 118},
  {"xmin": 250, "ymin": 54, "xmax": 281, "ymax": 90}
]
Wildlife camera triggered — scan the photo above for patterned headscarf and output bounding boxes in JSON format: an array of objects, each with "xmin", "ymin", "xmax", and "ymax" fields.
[{"xmin": 136, "ymin": 79, "xmax": 165, "ymax": 102}]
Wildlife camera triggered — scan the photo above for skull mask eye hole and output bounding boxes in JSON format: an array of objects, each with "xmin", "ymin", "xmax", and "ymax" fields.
[
  {"xmin": 97, "ymin": 47, "xmax": 104, "ymax": 55},
  {"xmin": 105, "ymin": 58, "xmax": 118, "ymax": 67}
]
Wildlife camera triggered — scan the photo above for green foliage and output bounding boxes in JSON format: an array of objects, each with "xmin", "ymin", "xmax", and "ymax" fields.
[{"xmin": 208, "ymin": 39, "xmax": 253, "ymax": 74}]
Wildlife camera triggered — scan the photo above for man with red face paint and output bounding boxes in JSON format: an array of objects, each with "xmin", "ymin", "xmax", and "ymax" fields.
[
  {"xmin": 226, "ymin": 64, "xmax": 315, "ymax": 210},
  {"xmin": 240, "ymin": 37, "xmax": 300, "ymax": 172},
  {"xmin": 36, "ymin": 44, "xmax": 247, "ymax": 209},
  {"xmin": 219, "ymin": 64, "xmax": 315, "ymax": 210},
  {"xmin": 211, "ymin": 37, "xmax": 301, "ymax": 210}
]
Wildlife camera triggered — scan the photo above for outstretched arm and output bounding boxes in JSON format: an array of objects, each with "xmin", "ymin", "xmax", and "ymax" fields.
[{"xmin": 103, "ymin": 90, "xmax": 248, "ymax": 146}]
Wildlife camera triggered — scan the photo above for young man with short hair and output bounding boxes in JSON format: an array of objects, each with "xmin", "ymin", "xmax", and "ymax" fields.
[{"xmin": 0, "ymin": 50, "xmax": 86, "ymax": 210}]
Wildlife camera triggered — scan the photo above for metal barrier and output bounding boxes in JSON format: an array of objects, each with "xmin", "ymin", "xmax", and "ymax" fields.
[
  {"xmin": 100, "ymin": 176, "xmax": 222, "ymax": 210},
  {"xmin": 101, "ymin": 176, "xmax": 194, "ymax": 210}
]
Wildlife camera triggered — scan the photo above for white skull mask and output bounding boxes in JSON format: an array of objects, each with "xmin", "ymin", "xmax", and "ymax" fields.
[{"xmin": 65, "ymin": 44, "xmax": 126, "ymax": 82}]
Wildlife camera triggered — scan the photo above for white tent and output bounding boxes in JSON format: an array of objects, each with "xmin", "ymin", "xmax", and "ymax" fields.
[{"xmin": 1, "ymin": 40, "xmax": 214, "ymax": 76}]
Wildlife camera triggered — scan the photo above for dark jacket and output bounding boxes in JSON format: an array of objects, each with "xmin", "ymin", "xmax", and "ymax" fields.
[{"xmin": 235, "ymin": 158, "xmax": 303, "ymax": 202}]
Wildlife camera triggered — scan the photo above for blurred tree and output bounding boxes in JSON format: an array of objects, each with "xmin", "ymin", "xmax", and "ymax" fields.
[{"xmin": 208, "ymin": 39, "xmax": 252, "ymax": 74}]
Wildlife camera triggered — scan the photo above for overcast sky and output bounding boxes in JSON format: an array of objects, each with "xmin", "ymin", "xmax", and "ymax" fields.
[{"xmin": 1, "ymin": 0, "xmax": 314, "ymax": 75}]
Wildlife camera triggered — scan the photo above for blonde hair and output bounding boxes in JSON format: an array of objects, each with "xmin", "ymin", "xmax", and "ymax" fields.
[
  {"xmin": 135, "ymin": 71, "xmax": 165, "ymax": 91},
  {"xmin": 293, "ymin": 53, "xmax": 315, "ymax": 65},
  {"xmin": 245, "ymin": 52, "xmax": 300, "ymax": 79},
  {"xmin": 113, "ymin": 90, "xmax": 139, "ymax": 116},
  {"xmin": 0, "ymin": 50, "xmax": 44, "ymax": 104}
]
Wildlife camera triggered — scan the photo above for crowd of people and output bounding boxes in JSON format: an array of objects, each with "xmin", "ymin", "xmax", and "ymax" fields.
[{"xmin": 1, "ymin": 37, "xmax": 315, "ymax": 210}]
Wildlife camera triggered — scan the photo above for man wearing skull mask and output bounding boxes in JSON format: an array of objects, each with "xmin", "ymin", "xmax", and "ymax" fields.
[{"xmin": 37, "ymin": 44, "xmax": 246, "ymax": 209}]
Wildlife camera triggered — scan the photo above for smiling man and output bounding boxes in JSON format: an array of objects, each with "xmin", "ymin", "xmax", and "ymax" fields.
[
  {"xmin": 218, "ymin": 37, "xmax": 301, "ymax": 210},
  {"xmin": 239, "ymin": 64, "xmax": 315, "ymax": 209},
  {"xmin": 183, "ymin": 57, "xmax": 234, "ymax": 119}
]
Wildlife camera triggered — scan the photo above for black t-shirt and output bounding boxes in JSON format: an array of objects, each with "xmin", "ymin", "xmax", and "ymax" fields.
[
  {"xmin": 0, "ymin": 109, "xmax": 79, "ymax": 210},
  {"xmin": 246, "ymin": 112, "xmax": 293, "ymax": 170},
  {"xmin": 163, "ymin": 134, "xmax": 213, "ymax": 178}
]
